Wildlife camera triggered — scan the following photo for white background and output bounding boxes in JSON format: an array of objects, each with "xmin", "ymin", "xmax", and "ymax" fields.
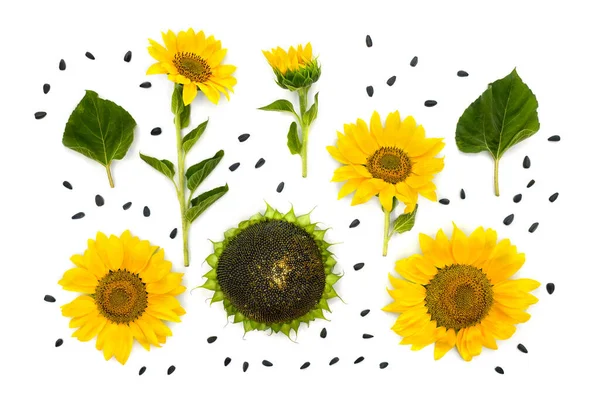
[{"xmin": 1, "ymin": 0, "xmax": 599, "ymax": 409}]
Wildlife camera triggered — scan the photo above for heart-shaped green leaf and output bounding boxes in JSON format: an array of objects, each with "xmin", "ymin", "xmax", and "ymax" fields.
[
  {"xmin": 139, "ymin": 153, "xmax": 175, "ymax": 180},
  {"xmin": 187, "ymin": 184, "xmax": 229, "ymax": 223},
  {"xmin": 185, "ymin": 150, "xmax": 224, "ymax": 193},
  {"xmin": 258, "ymin": 99, "xmax": 297, "ymax": 116},
  {"xmin": 287, "ymin": 122, "xmax": 301, "ymax": 155},
  {"xmin": 182, "ymin": 120, "xmax": 208, "ymax": 154},
  {"xmin": 393, "ymin": 204, "xmax": 418, "ymax": 235}
]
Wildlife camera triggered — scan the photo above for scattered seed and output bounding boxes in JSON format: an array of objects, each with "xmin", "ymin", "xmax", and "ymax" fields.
[
  {"xmin": 276, "ymin": 182, "xmax": 285, "ymax": 193},
  {"xmin": 329, "ymin": 357, "xmax": 339, "ymax": 366},
  {"xmin": 546, "ymin": 283, "xmax": 555, "ymax": 295},
  {"xmin": 354, "ymin": 262, "xmax": 365, "ymax": 271},
  {"xmin": 255, "ymin": 158, "xmax": 265, "ymax": 168},
  {"xmin": 424, "ymin": 100, "xmax": 437, "ymax": 107},
  {"xmin": 460, "ymin": 189, "xmax": 466, "ymax": 199},
  {"xmin": 72, "ymin": 212, "xmax": 85, "ymax": 220},
  {"xmin": 513, "ymin": 194, "xmax": 522, "ymax": 203},
  {"xmin": 95, "ymin": 194, "xmax": 104, "ymax": 207},
  {"xmin": 169, "ymin": 228, "xmax": 177, "ymax": 239},
  {"xmin": 360, "ymin": 309, "xmax": 370, "ymax": 317},
  {"xmin": 495, "ymin": 366, "xmax": 504, "ymax": 375},
  {"xmin": 150, "ymin": 127, "xmax": 161, "ymax": 136},
  {"xmin": 167, "ymin": 365, "xmax": 176, "ymax": 375},
  {"xmin": 363, "ymin": 334, "xmax": 374, "ymax": 339},
  {"xmin": 143, "ymin": 206, "xmax": 151, "ymax": 217},
  {"xmin": 238, "ymin": 133, "xmax": 250, "ymax": 142},
  {"xmin": 229, "ymin": 162, "xmax": 240, "ymax": 171},
  {"xmin": 548, "ymin": 135, "xmax": 560, "ymax": 142},
  {"xmin": 366, "ymin": 86, "xmax": 374, "ymax": 97},
  {"xmin": 85, "ymin": 51, "xmax": 95, "ymax": 60},
  {"xmin": 517, "ymin": 343, "xmax": 528, "ymax": 354},
  {"xmin": 523, "ymin": 156, "xmax": 531, "ymax": 169},
  {"xmin": 243, "ymin": 362, "xmax": 249, "ymax": 372},
  {"xmin": 63, "ymin": 181, "xmax": 73, "ymax": 190},
  {"xmin": 354, "ymin": 356, "xmax": 365, "ymax": 364},
  {"xmin": 124, "ymin": 51, "xmax": 132, "ymax": 62},
  {"xmin": 300, "ymin": 362, "xmax": 310, "ymax": 370},
  {"xmin": 457, "ymin": 70, "xmax": 469, "ymax": 77},
  {"xmin": 44, "ymin": 295, "xmax": 56, "ymax": 303},
  {"xmin": 503, "ymin": 214, "xmax": 514, "ymax": 226},
  {"xmin": 528, "ymin": 222, "xmax": 539, "ymax": 233},
  {"xmin": 43, "ymin": 84, "xmax": 51, "ymax": 94},
  {"xmin": 262, "ymin": 360, "xmax": 273, "ymax": 367},
  {"xmin": 410, "ymin": 56, "xmax": 418, "ymax": 67},
  {"xmin": 439, "ymin": 198, "xmax": 450, "ymax": 205},
  {"xmin": 320, "ymin": 328, "xmax": 327, "ymax": 338},
  {"xmin": 349, "ymin": 219, "xmax": 360, "ymax": 228},
  {"xmin": 122, "ymin": 202, "xmax": 132, "ymax": 210},
  {"xmin": 138, "ymin": 366, "xmax": 146, "ymax": 375},
  {"xmin": 55, "ymin": 339, "xmax": 63, "ymax": 347},
  {"xmin": 140, "ymin": 81, "xmax": 152, "ymax": 89},
  {"xmin": 527, "ymin": 179, "xmax": 535, "ymax": 188},
  {"xmin": 549, "ymin": 192, "xmax": 559, "ymax": 202},
  {"xmin": 59, "ymin": 59, "xmax": 66, "ymax": 70},
  {"xmin": 35, "ymin": 111, "xmax": 47, "ymax": 120},
  {"xmin": 207, "ymin": 336, "xmax": 217, "ymax": 344},
  {"xmin": 224, "ymin": 357, "xmax": 231, "ymax": 366},
  {"xmin": 379, "ymin": 362, "xmax": 389, "ymax": 369},
  {"xmin": 366, "ymin": 35, "xmax": 373, "ymax": 47},
  {"xmin": 387, "ymin": 76, "xmax": 396, "ymax": 86}
]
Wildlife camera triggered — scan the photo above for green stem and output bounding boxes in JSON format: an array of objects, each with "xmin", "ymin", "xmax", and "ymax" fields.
[
  {"xmin": 106, "ymin": 164, "xmax": 114, "ymax": 188},
  {"xmin": 494, "ymin": 158, "xmax": 500, "ymax": 197},
  {"xmin": 298, "ymin": 87, "xmax": 309, "ymax": 178},
  {"xmin": 175, "ymin": 110, "xmax": 190, "ymax": 267},
  {"xmin": 383, "ymin": 208, "xmax": 391, "ymax": 257}
]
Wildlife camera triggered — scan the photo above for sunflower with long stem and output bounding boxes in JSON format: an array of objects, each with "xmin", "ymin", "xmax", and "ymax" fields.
[{"xmin": 142, "ymin": 29, "xmax": 236, "ymax": 266}]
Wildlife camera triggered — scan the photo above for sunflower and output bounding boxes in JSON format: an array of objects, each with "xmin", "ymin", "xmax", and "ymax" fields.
[
  {"xmin": 59, "ymin": 231, "xmax": 186, "ymax": 364},
  {"xmin": 263, "ymin": 43, "xmax": 320, "ymax": 91},
  {"xmin": 383, "ymin": 225, "xmax": 540, "ymax": 361},
  {"xmin": 327, "ymin": 110, "xmax": 444, "ymax": 255},
  {"xmin": 201, "ymin": 205, "xmax": 341, "ymax": 336},
  {"xmin": 147, "ymin": 29, "xmax": 236, "ymax": 105}
]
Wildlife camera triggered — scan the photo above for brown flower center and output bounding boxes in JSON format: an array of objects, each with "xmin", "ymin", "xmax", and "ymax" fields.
[
  {"xmin": 173, "ymin": 52, "xmax": 212, "ymax": 83},
  {"xmin": 366, "ymin": 147, "xmax": 412, "ymax": 184},
  {"xmin": 95, "ymin": 270, "xmax": 147, "ymax": 324},
  {"xmin": 424, "ymin": 264, "xmax": 493, "ymax": 330}
]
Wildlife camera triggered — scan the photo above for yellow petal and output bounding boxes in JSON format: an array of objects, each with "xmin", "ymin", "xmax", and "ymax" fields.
[
  {"xmin": 337, "ymin": 131, "xmax": 368, "ymax": 164},
  {"xmin": 370, "ymin": 111, "xmax": 385, "ymax": 147},
  {"xmin": 113, "ymin": 324, "xmax": 133, "ymax": 365},
  {"xmin": 483, "ymin": 239, "xmax": 526, "ymax": 284},
  {"xmin": 465, "ymin": 326, "xmax": 483, "ymax": 358},
  {"xmin": 332, "ymin": 165, "xmax": 371, "ymax": 182},
  {"xmin": 396, "ymin": 116, "xmax": 418, "ymax": 148},
  {"xmin": 478, "ymin": 322, "xmax": 498, "ymax": 349},
  {"xmin": 58, "ymin": 267, "xmax": 98, "ymax": 293},
  {"xmin": 400, "ymin": 320, "xmax": 436, "ymax": 346},
  {"xmin": 146, "ymin": 273, "xmax": 184, "ymax": 294},
  {"xmin": 146, "ymin": 62, "xmax": 168, "ymax": 75},
  {"xmin": 353, "ymin": 119, "xmax": 378, "ymax": 154},
  {"xmin": 337, "ymin": 178, "xmax": 364, "ymax": 199},
  {"xmin": 61, "ymin": 295, "xmax": 96, "ymax": 318},
  {"xmin": 183, "ymin": 83, "xmax": 198, "ymax": 105},
  {"xmin": 412, "ymin": 157, "xmax": 445, "ymax": 176},
  {"xmin": 72, "ymin": 314, "xmax": 107, "ymax": 342},
  {"xmin": 450, "ymin": 223, "xmax": 470, "ymax": 264},
  {"xmin": 381, "ymin": 111, "xmax": 401, "ymax": 146},
  {"xmin": 378, "ymin": 183, "xmax": 396, "ymax": 211},
  {"xmin": 455, "ymin": 328, "xmax": 473, "ymax": 361},
  {"xmin": 124, "ymin": 239, "xmax": 156, "ymax": 274},
  {"xmin": 434, "ymin": 328, "xmax": 456, "ymax": 360},
  {"xmin": 161, "ymin": 30, "xmax": 177, "ymax": 53},
  {"xmin": 135, "ymin": 316, "xmax": 160, "ymax": 346},
  {"xmin": 391, "ymin": 309, "xmax": 430, "ymax": 335},
  {"xmin": 198, "ymin": 83, "xmax": 220, "ymax": 104},
  {"xmin": 327, "ymin": 145, "xmax": 349, "ymax": 164},
  {"xmin": 351, "ymin": 179, "xmax": 384, "ymax": 206},
  {"xmin": 387, "ymin": 274, "xmax": 426, "ymax": 303},
  {"xmin": 394, "ymin": 255, "xmax": 437, "ymax": 284},
  {"xmin": 419, "ymin": 231, "xmax": 454, "ymax": 268},
  {"xmin": 129, "ymin": 322, "xmax": 150, "ymax": 351},
  {"xmin": 101, "ymin": 322, "xmax": 119, "ymax": 361},
  {"xmin": 494, "ymin": 278, "xmax": 541, "ymax": 294},
  {"xmin": 139, "ymin": 249, "xmax": 170, "ymax": 284}
]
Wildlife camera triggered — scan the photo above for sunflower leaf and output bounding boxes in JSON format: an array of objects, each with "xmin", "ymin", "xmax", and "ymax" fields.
[
  {"xmin": 187, "ymin": 184, "xmax": 229, "ymax": 223},
  {"xmin": 287, "ymin": 122, "xmax": 302, "ymax": 155},
  {"xmin": 185, "ymin": 150, "xmax": 224, "ymax": 193},
  {"xmin": 171, "ymin": 84, "xmax": 191, "ymax": 128},
  {"xmin": 303, "ymin": 92, "xmax": 319, "ymax": 125},
  {"xmin": 258, "ymin": 99, "xmax": 297, "ymax": 116},
  {"xmin": 455, "ymin": 69, "xmax": 539, "ymax": 196},
  {"xmin": 62, "ymin": 90, "xmax": 136, "ymax": 188},
  {"xmin": 139, "ymin": 153, "xmax": 175, "ymax": 180},
  {"xmin": 393, "ymin": 204, "xmax": 418, "ymax": 235},
  {"xmin": 182, "ymin": 119, "xmax": 208, "ymax": 154}
]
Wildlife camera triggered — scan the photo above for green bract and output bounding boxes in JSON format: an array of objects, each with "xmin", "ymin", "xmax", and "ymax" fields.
[{"xmin": 273, "ymin": 60, "xmax": 321, "ymax": 91}]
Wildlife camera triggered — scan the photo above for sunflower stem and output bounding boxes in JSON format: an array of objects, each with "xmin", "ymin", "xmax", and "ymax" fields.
[
  {"xmin": 494, "ymin": 158, "xmax": 500, "ymax": 197},
  {"xmin": 174, "ymin": 103, "xmax": 190, "ymax": 267},
  {"xmin": 105, "ymin": 164, "xmax": 114, "ymax": 188},
  {"xmin": 298, "ymin": 87, "xmax": 309, "ymax": 178},
  {"xmin": 383, "ymin": 208, "xmax": 391, "ymax": 256}
]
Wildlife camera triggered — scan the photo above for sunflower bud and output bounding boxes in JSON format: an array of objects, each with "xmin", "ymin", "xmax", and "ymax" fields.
[{"xmin": 263, "ymin": 43, "xmax": 321, "ymax": 91}]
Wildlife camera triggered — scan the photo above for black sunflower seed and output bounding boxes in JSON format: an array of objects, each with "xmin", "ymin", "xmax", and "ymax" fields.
[
  {"xmin": 243, "ymin": 362, "xmax": 249, "ymax": 372},
  {"xmin": 55, "ymin": 339, "xmax": 63, "ymax": 347},
  {"xmin": 503, "ymin": 214, "xmax": 514, "ymax": 226},
  {"xmin": 85, "ymin": 52, "xmax": 95, "ymax": 60},
  {"xmin": 439, "ymin": 198, "xmax": 450, "ymax": 205},
  {"xmin": 255, "ymin": 158, "xmax": 265, "ymax": 168},
  {"xmin": 410, "ymin": 56, "xmax": 418, "ymax": 67},
  {"xmin": 424, "ymin": 100, "xmax": 437, "ymax": 107},
  {"xmin": 207, "ymin": 336, "xmax": 217, "ymax": 344},
  {"xmin": 140, "ymin": 81, "xmax": 152, "ymax": 89},
  {"xmin": 354, "ymin": 356, "xmax": 365, "ymax": 364},
  {"xmin": 150, "ymin": 127, "xmax": 162, "ymax": 136},
  {"xmin": 238, "ymin": 133, "xmax": 250, "ymax": 142},
  {"xmin": 262, "ymin": 360, "xmax": 273, "ymax": 367},
  {"xmin": 350, "ymin": 219, "xmax": 360, "ymax": 228},
  {"xmin": 43, "ymin": 84, "xmax": 51, "ymax": 94},
  {"xmin": 124, "ymin": 51, "xmax": 132, "ymax": 62},
  {"xmin": 513, "ymin": 194, "xmax": 522, "ymax": 203},
  {"xmin": 300, "ymin": 362, "xmax": 310, "ymax": 370},
  {"xmin": 366, "ymin": 86, "xmax": 374, "ymax": 97},
  {"xmin": 224, "ymin": 357, "xmax": 231, "ymax": 366},
  {"xmin": 379, "ymin": 362, "xmax": 389, "ymax": 369},
  {"xmin": 167, "ymin": 365, "xmax": 176, "ymax": 375},
  {"xmin": 495, "ymin": 366, "xmax": 504, "ymax": 375},
  {"xmin": 169, "ymin": 228, "xmax": 177, "ymax": 239},
  {"xmin": 95, "ymin": 194, "xmax": 104, "ymax": 207},
  {"xmin": 329, "ymin": 357, "xmax": 339, "ymax": 366},
  {"xmin": 276, "ymin": 182, "xmax": 285, "ymax": 193},
  {"xmin": 366, "ymin": 35, "xmax": 373, "ymax": 47},
  {"xmin": 35, "ymin": 112, "xmax": 47, "ymax": 119},
  {"xmin": 63, "ymin": 181, "xmax": 73, "ymax": 190},
  {"xmin": 363, "ymin": 334, "xmax": 374, "ymax": 339},
  {"xmin": 320, "ymin": 328, "xmax": 327, "ymax": 338},
  {"xmin": 549, "ymin": 192, "xmax": 559, "ymax": 202},
  {"xmin": 44, "ymin": 295, "xmax": 56, "ymax": 303},
  {"xmin": 387, "ymin": 76, "xmax": 396, "ymax": 86},
  {"xmin": 229, "ymin": 162, "xmax": 240, "ymax": 171},
  {"xmin": 354, "ymin": 262, "xmax": 365, "ymax": 271},
  {"xmin": 122, "ymin": 202, "xmax": 132, "ymax": 210},
  {"xmin": 457, "ymin": 70, "xmax": 469, "ymax": 77},
  {"xmin": 360, "ymin": 309, "xmax": 370, "ymax": 317},
  {"xmin": 528, "ymin": 222, "xmax": 539, "ymax": 233},
  {"xmin": 527, "ymin": 179, "xmax": 535, "ymax": 188},
  {"xmin": 546, "ymin": 283, "xmax": 555, "ymax": 295},
  {"xmin": 548, "ymin": 135, "xmax": 561, "ymax": 142},
  {"xmin": 72, "ymin": 212, "xmax": 85, "ymax": 220},
  {"xmin": 138, "ymin": 366, "xmax": 146, "ymax": 375},
  {"xmin": 143, "ymin": 206, "xmax": 151, "ymax": 217},
  {"xmin": 460, "ymin": 189, "xmax": 466, "ymax": 199},
  {"xmin": 523, "ymin": 156, "xmax": 531, "ymax": 169},
  {"xmin": 59, "ymin": 59, "xmax": 66, "ymax": 70},
  {"xmin": 517, "ymin": 343, "xmax": 528, "ymax": 354}
]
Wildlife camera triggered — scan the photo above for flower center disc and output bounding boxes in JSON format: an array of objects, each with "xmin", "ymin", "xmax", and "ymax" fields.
[
  {"xmin": 216, "ymin": 220, "xmax": 326, "ymax": 324},
  {"xmin": 95, "ymin": 270, "xmax": 148, "ymax": 323},
  {"xmin": 424, "ymin": 264, "xmax": 493, "ymax": 330},
  {"xmin": 367, "ymin": 147, "xmax": 412, "ymax": 184},
  {"xmin": 173, "ymin": 52, "xmax": 212, "ymax": 83}
]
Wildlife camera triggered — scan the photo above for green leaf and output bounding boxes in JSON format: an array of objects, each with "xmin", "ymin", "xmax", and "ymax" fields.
[
  {"xmin": 139, "ymin": 153, "xmax": 175, "ymax": 180},
  {"xmin": 180, "ymin": 104, "xmax": 191, "ymax": 129},
  {"xmin": 185, "ymin": 150, "xmax": 224, "ymax": 193},
  {"xmin": 182, "ymin": 120, "xmax": 208, "ymax": 154},
  {"xmin": 258, "ymin": 99, "xmax": 297, "ymax": 115},
  {"xmin": 303, "ymin": 92, "xmax": 319, "ymax": 125},
  {"xmin": 187, "ymin": 184, "xmax": 229, "ymax": 223},
  {"xmin": 171, "ymin": 84, "xmax": 191, "ymax": 128},
  {"xmin": 287, "ymin": 122, "xmax": 301, "ymax": 155},
  {"xmin": 62, "ymin": 90, "xmax": 136, "ymax": 187},
  {"xmin": 393, "ymin": 204, "xmax": 418, "ymax": 235}
]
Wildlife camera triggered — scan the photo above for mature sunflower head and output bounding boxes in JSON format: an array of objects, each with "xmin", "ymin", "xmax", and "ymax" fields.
[
  {"xmin": 59, "ymin": 231, "xmax": 185, "ymax": 364},
  {"xmin": 263, "ymin": 43, "xmax": 321, "ymax": 91},
  {"xmin": 201, "ymin": 204, "xmax": 340, "ymax": 336},
  {"xmin": 328, "ymin": 111, "xmax": 445, "ymax": 213},
  {"xmin": 147, "ymin": 29, "xmax": 237, "ymax": 105},
  {"xmin": 384, "ymin": 225, "xmax": 540, "ymax": 361}
]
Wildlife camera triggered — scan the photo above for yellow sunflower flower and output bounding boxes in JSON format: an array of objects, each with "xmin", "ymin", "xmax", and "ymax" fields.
[
  {"xmin": 263, "ymin": 43, "xmax": 320, "ymax": 90},
  {"xmin": 59, "ymin": 231, "xmax": 186, "ymax": 365},
  {"xmin": 384, "ymin": 225, "xmax": 540, "ymax": 361},
  {"xmin": 147, "ymin": 29, "xmax": 236, "ymax": 105}
]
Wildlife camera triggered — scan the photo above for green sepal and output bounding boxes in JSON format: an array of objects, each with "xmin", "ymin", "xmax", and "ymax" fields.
[
  {"xmin": 203, "ymin": 268, "xmax": 217, "ymax": 279},
  {"xmin": 182, "ymin": 120, "xmax": 208, "ymax": 154},
  {"xmin": 139, "ymin": 153, "xmax": 175, "ymax": 180},
  {"xmin": 286, "ymin": 122, "xmax": 302, "ymax": 155},
  {"xmin": 185, "ymin": 150, "xmax": 224, "ymax": 193},
  {"xmin": 234, "ymin": 312, "xmax": 244, "ymax": 323},
  {"xmin": 202, "ymin": 279, "xmax": 218, "ymax": 291},
  {"xmin": 211, "ymin": 291, "xmax": 224, "ymax": 303},
  {"xmin": 206, "ymin": 254, "xmax": 219, "ymax": 268},
  {"xmin": 326, "ymin": 273, "xmax": 340, "ymax": 285}
]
